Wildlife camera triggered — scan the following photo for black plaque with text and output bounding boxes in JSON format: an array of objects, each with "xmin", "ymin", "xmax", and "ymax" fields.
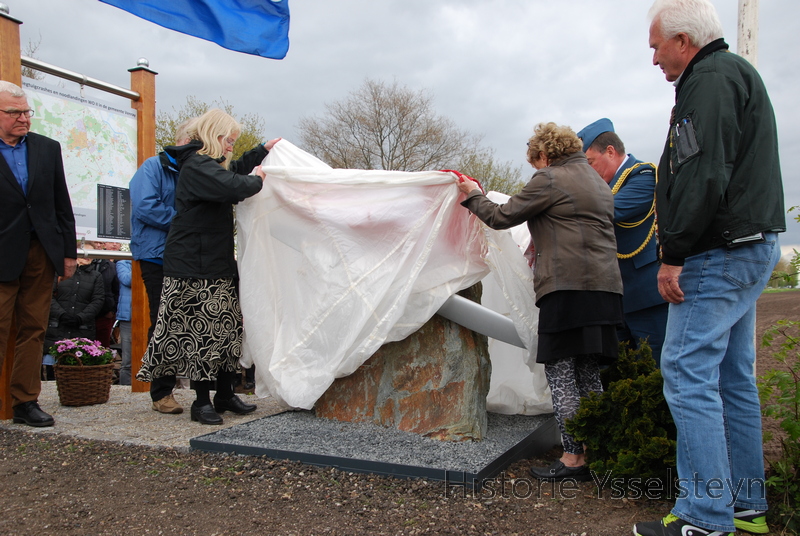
[{"xmin": 97, "ymin": 184, "xmax": 131, "ymax": 239}]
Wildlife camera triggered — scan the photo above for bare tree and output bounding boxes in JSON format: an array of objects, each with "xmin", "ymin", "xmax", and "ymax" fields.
[
  {"xmin": 298, "ymin": 79, "xmax": 475, "ymax": 172},
  {"xmin": 156, "ymin": 95, "xmax": 265, "ymax": 160},
  {"xmin": 21, "ymin": 37, "xmax": 45, "ymax": 81},
  {"xmin": 456, "ymin": 146, "xmax": 526, "ymax": 196}
]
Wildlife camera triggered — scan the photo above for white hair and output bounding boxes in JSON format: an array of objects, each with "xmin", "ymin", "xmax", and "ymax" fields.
[
  {"xmin": 174, "ymin": 117, "xmax": 197, "ymax": 145},
  {"xmin": 648, "ymin": 0, "xmax": 724, "ymax": 48},
  {"xmin": 0, "ymin": 80, "xmax": 26, "ymax": 98}
]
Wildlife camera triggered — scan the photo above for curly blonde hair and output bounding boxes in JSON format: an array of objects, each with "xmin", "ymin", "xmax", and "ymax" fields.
[
  {"xmin": 189, "ymin": 109, "xmax": 241, "ymax": 169},
  {"xmin": 526, "ymin": 122, "xmax": 583, "ymax": 165}
]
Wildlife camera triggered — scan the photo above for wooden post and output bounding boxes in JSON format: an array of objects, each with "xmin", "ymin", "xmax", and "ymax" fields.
[
  {"xmin": 0, "ymin": 8, "xmax": 23, "ymax": 420},
  {"xmin": 738, "ymin": 0, "xmax": 759, "ymax": 67},
  {"xmin": 129, "ymin": 62, "xmax": 157, "ymax": 393},
  {"xmin": 129, "ymin": 260, "xmax": 151, "ymax": 393},
  {"xmin": 0, "ymin": 9, "xmax": 21, "ymax": 85}
]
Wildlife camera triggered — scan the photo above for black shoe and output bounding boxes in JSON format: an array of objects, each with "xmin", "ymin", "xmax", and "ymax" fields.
[
  {"xmin": 528, "ymin": 460, "xmax": 592, "ymax": 482},
  {"xmin": 214, "ymin": 394, "xmax": 256, "ymax": 415},
  {"xmin": 190, "ymin": 402, "xmax": 223, "ymax": 425},
  {"xmin": 12, "ymin": 401, "xmax": 55, "ymax": 427}
]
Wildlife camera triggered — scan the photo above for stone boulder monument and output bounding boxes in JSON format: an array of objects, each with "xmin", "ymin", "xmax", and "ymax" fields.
[{"xmin": 315, "ymin": 286, "xmax": 491, "ymax": 441}]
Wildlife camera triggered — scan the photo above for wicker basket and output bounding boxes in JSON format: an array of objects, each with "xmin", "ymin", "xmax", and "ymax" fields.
[{"xmin": 53, "ymin": 354, "xmax": 115, "ymax": 406}]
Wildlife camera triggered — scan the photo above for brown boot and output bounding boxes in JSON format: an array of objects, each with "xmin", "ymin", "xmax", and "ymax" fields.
[{"xmin": 151, "ymin": 393, "xmax": 183, "ymax": 414}]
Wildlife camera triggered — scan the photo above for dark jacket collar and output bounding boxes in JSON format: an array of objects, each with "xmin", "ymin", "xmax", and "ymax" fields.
[
  {"xmin": 0, "ymin": 133, "xmax": 31, "ymax": 194},
  {"xmin": 675, "ymin": 38, "xmax": 729, "ymax": 98},
  {"xmin": 164, "ymin": 139, "xmax": 227, "ymax": 169},
  {"xmin": 158, "ymin": 150, "xmax": 179, "ymax": 173},
  {"xmin": 164, "ymin": 139, "xmax": 203, "ymax": 169}
]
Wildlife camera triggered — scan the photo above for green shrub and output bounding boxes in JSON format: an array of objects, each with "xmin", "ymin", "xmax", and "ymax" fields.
[
  {"xmin": 759, "ymin": 320, "xmax": 800, "ymax": 534},
  {"xmin": 566, "ymin": 342, "xmax": 676, "ymax": 486}
]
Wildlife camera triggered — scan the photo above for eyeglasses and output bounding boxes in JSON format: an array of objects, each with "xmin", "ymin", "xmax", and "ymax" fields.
[{"xmin": 0, "ymin": 109, "xmax": 34, "ymax": 119}]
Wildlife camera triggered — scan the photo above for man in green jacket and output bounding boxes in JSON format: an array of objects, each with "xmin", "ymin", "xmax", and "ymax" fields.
[{"xmin": 634, "ymin": 1, "xmax": 785, "ymax": 536}]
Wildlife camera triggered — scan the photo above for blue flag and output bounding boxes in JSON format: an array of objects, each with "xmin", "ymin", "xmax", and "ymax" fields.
[{"xmin": 99, "ymin": 0, "xmax": 290, "ymax": 59}]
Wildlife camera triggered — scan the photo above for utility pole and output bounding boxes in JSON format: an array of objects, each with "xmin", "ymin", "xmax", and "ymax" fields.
[
  {"xmin": 738, "ymin": 0, "xmax": 759, "ymax": 67},
  {"xmin": 738, "ymin": 0, "xmax": 760, "ymax": 373}
]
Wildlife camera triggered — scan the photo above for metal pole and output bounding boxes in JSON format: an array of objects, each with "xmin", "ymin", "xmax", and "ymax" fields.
[
  {"xmin": 737, "ymin": 0, "xmax": 759, "ymax": 67},
  {"xmin": 76, "ymin": 249, "xmax": 133, "ymax": 261},
  {"xmin": 20, "ymin": 56, "xmax": 140, "ymax": 101}
]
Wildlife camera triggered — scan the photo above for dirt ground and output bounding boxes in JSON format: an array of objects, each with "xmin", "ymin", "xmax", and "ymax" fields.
[
  {"xmin": 0, "ymin": 291, "xmax": 797, "ymax": 536},
  {"xmin": 755, "ymin": 290, "xmax": 800, "ymax": 466}
]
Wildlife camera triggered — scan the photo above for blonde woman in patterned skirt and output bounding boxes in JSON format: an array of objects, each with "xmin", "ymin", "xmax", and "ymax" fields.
[{"xmin": 138, "ymin": 108, "xmax": 280, "ymax": 424}]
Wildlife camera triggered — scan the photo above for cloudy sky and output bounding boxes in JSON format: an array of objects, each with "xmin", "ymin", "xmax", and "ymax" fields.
[{"xmin": 8, "ymin": 0, "xmax": 799, "ymax": 248}]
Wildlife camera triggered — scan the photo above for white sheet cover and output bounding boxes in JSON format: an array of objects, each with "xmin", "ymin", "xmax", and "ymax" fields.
[{"xmin": 236, "ymin": 140, "xmax": 550, "ymax": 413}]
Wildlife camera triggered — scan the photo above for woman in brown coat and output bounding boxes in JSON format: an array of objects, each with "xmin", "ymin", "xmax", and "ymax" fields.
[{"xmin": 457, "ymin": 122, "xmax": 623, "ymax": 481}]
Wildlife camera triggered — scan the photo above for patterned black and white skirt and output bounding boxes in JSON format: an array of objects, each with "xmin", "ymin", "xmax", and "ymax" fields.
[{"xmin": 137, "ymin": 276, "xmax": 243, "ymax": 382}]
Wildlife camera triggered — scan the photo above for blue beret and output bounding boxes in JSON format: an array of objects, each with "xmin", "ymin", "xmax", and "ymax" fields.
[{"xmin": 577, "ymin": 118, "xmax": 615, "ymax": 153}]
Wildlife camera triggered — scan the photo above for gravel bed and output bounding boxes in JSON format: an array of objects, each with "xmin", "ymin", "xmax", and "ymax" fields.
[{"xmin": 193, "ymin": 409, "xmax": 554, "ymax": 474}]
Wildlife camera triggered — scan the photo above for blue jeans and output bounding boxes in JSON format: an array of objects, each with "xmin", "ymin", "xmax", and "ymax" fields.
[
  {"xmin": 119, "ymin": 320, "xmax": 132, "ymax": 386},
  {"xmin": 662, "ymin": 234, "xmax": 779, "ymax": 531}
]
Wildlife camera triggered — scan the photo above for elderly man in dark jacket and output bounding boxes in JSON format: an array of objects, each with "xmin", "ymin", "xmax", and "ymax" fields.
[
  {"xmin": 0, "ymin": 80, "xmax": 77, "ymax": 427},
  {"xmin": 634, "ymin": 1, "xmax": 785, "ymax": 535}
]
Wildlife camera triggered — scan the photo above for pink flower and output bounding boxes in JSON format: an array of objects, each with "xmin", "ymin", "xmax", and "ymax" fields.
[{"xmin": 49, "ymin": 337, "xmax": 112, "ymax": 365}]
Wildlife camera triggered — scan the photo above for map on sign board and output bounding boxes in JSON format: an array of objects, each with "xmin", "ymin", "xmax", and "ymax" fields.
[{"xmin": 22, "ymin": 78, "xmax": 138, "ymax": 241}]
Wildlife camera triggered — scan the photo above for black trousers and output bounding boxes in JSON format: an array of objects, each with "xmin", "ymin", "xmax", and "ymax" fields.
[
  {"xmin": 192, "ymin": 370, "xmax": 237, "ymax": 405},
  {"xmin": 140, "ymin": 261, "xmax": 176, "ymax": 402}
]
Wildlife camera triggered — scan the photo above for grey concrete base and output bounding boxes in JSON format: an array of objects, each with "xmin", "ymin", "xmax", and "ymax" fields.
[{"xmin": 191, "ymin": 411, "xmax": 559, "ymax": 487}]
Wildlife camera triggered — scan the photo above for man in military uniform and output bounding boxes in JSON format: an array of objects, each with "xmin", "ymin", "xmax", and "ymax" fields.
[{"xmin": 578, "ymin": 118, "xmax": 667, "ymax": 365}]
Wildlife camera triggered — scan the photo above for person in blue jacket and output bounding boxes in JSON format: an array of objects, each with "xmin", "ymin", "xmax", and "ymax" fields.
[
  {"xmin": 115, "ymin": 260, "xmax": 132, "ymax": 386},
  {"xmin": 129, "ymin": 119, "xmax": 195, "ymax": 414},
  {"xmin": 578, "ymin": 118, "xmax": 667, "ymax": 365}
]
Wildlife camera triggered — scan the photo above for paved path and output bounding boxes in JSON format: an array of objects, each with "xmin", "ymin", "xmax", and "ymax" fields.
[{"xmin": 0, "ymin": 381, "xmax": 286, "ymax": 451}]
